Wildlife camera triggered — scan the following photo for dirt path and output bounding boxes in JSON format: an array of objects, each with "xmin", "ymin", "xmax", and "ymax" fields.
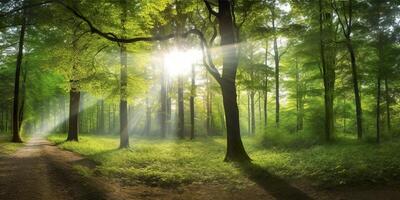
[{"xmin": 0, "ymin": 136, "xmax": 400, "ymax": 200}]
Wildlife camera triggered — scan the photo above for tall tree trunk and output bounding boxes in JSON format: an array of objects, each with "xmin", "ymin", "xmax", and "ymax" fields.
[
  {"xmin": 319, "ymin": 0, "xmax": 335, "ymax": 141},
  {"xmin": 67, "ymin": 89, "xmax": 80, "ymax": 141},
  {"xmin": 12, "ymin": 9, "xmax": 26, "ymax": 143},
  {"xmin": 206, "ymin": 73, "xmax": 213, "ymax": 135},
  {"xmin": 98, "ymin": 99, "xmax": 104, "ymax": 134},
  {"xmin": 247, "ymin": 93, "xmax": 251, "ymax": 134},
  {"xmin": 376, "ymin": 74, "xmax": 381, "ymax": 143},
  {"xmin": 347, "ymin": 41, "xmax": 363, "ymax": 139},
  {"xmin": 250, "ymin": 91, "xmax": 255, "ymax": 135},
  {"xmin": 264, "ymin": 40, "xmax": 268, "ymax": 128},
  {"xmin": 177, "ymin": 76, "xmax": 184, "ymax": 138},
  {"xmin": 119, "ymin": 43, "xmax": 129, "ymax": 148},
  {"xmin": 273, "ymin": 31, "xmax": 280, "ymax": 127},
  {"xmin": 160, "ymin": 53, "xmax": 167, "ymax": 138},
  {"xmin": 144, "ymin": 96, "xmax": 151, "ymax": 135},
  {"xmin": 190, "ymin": 64, "xmax": 195, "ymax": 140},
  {"xmin": 296, "ymin": 60, "xmax": 300, "ymax": 132},
  {"xmin": 119, "ymin": 0, "xmax": 129, "ymax": 148},
  {"xmin": 218, "ymin": 0, "xmax": 250, "ymax": 162},
  {"xmin": 384, "ymin": 77, "xmax": 391, "ymax": 132},
  {"xmin": 18, "ymin": 62, "xmax": 27, "ymax": 131}
]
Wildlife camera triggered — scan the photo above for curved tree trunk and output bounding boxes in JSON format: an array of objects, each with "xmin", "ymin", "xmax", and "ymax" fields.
[
  {"xmin": 218, "ymin": 0, "xmax": 250, "ymax": 162},
  {"xmin": 12, "ymin": 9, "xmax": 26, "ymax": 143}
]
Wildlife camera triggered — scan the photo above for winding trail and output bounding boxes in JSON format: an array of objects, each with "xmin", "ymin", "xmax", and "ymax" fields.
[{"xmin": 0, "ymin": 135, "xmax": 400, "ymax": 200}]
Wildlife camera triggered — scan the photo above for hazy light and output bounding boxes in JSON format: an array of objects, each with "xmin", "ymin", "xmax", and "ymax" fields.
[{"xmin": 164, "ymin": 48, "xmax": 201, "ymax": 77}]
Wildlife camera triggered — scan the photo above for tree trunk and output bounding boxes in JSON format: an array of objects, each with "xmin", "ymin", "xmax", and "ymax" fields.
[
  {"xmin": 67, "ymin": 89, "xmax": 80, "ymax": 141},
  {"xmin": 160, "ymin": 54, "xmax": 167, "ymax": 138},
  {"xmin": 12, "ymin": 9, "xmax": 26, "ymax": 143},
  {"xmin": 190, "ymin": 64, "xmax": 195, "ymax": 140},
  {"xmin": 384, "ymin": 77, "xmax": 391, "ymax": 132},
  {"xmin": 119, "ymin": 0, "xmax": 129, "ymax": 148},
  {"xmin": 319, "ymin": 0, "xmax": 335, "ymax": 141},
  {"xmin": 18, "ymin": 62, "xmax": 27, "ymax": 131},
  {"xmin": 264, "ymin": 40, "xmax": 268, "ymax": 128},
  {"xmin": 144, "ymin": 96, "xmax": 151, "ymax": 135},
  {"xmin": 250, "ymin": 91, "xmax": 255, "ymax": 135},
  {"xmin": 119, "ymin": 43, "xmax": 129, "ymax": 148},
  {"xmin": 273, "ymin": 34, "xmax": 280, "ymax": 128},
  {"xmin": 376, "ymin": 74, "xmax": 381, "ymax": 143},
  {"xmin": 206, "ymin": 73, "xmax": 213, "ymax": 135},
  {"xmin": 247, "ymin": 93, "xmax": 251, "ymax": 134},
  {"xmin": 98, "ymin": 99, "xmax": 105, "ymax": 134},
  {"xmin": 177, "ymin": 75, "xmax": 184, "ymax": 139},
  {"xmin": 347, "ymin": 41, "xmax": 363, "ymax": 139},
  {"xmin": 218, "ymin": 0, "xmax": 250, "ymax": 162}
]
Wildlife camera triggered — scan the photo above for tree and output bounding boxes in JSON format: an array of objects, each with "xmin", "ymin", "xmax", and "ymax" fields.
[
  {"xmin": 333, "ymin": 0, "xmax": 363, "ymax": 139},
  {"xmin": 319, "ymin": 0, "xmax": 336, "ymax": 141},
  {"xmin": 11, "ymin": 4, "xmax": 26, "ymax": 143}
]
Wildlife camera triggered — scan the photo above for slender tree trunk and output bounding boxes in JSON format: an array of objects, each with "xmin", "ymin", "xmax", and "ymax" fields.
[
  {"xmin": 384, "ymin": 77, "xmax": 391, "ymax": 132},
  {"xmin": 177, "ymin": 76, "xmax": 184, "ymax": 138},
  {"xmin": 273, "ymin": 33, "xmax": 280, "ymax": 128},
  {"xmin": 98, "ymin": 99, "xmax": 104, "ymax": 134},
  {"xmin": 347, "ymin": 41, "xmax": 363, "ymax": 139},
  {"xmin": 206, "ymin": 73, "xmax": 213, "ymax": 135},
  {"xmin": 12, "ymin": 9, "xmax": 26, "ymax": 143},
  {"xmin": 264, "ymin": 40, "xmax": 268, "ymax": 128},
  {"xmin": 247, "ymin": 93, "xmax": 251, "ymax": 134},
  {"xmin": 18, "ymin": 63, "xmax": 27, "ymax": 131},
  {"xmin": 296, "ymin": 60, "xmax": 300, "ymax": 132},
  {"xmin": 119, "ymin": 0, "xmax": 129, "ymax": 148},
  {"xmin": 144, "ymin": 96, "xmax": 151, "ymax": 135},
  {"xmin": 376, "ymin": 74, "xmax": 381, "ymax": 143},
  {"xmin": 250, "ymin": 91, "xmax": 255, "ymax": 135},
  {"xmin": 119, "ymin": 44, "xmax": 129, "ymax": 148},
  {"xmin": 160, "ymin": 54, "xmax": 167, "ymax": 138},
  {"xmin": 190, "ymin": 64, "xmax": 195, "ymax": 140}
]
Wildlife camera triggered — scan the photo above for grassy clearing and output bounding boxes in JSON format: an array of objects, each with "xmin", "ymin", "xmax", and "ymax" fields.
[
  {"xmin": 0, "ymin": 134, "xmax": 26, "ymax": 155},
  {"xmin": 48, "ymin": 133, "xmax": 400, "ymax": 188}
]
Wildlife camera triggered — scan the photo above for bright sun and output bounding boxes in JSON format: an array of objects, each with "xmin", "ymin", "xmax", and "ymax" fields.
[{"xmin": 164, "ymin": 48, "xmax": 201, "ymax": 77}]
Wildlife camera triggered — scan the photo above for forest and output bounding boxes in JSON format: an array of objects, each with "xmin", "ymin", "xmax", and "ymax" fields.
[{"xmin": 0, "ymin": 0, "xmax": 400, "ymax": 199}]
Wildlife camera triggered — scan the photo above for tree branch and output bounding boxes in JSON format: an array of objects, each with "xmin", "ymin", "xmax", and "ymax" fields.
[
  {"xmin": 0, "ymin": 0, "xmax": 53, "ymax": 17},
  {"xmin": 56, "ymin": 0, "xmax": 222, "ymax": 82},
  {"xmin": 203, "ymin": 0, "xmax": 219, "ymax": 17}
]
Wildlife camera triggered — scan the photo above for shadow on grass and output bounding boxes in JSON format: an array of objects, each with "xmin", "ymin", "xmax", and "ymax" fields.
[{"xmin": 239, "ymin": 162, "xmax": 313, "ymax": 200}]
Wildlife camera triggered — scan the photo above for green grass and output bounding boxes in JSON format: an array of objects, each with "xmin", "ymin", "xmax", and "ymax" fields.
[
  {"xmin": 48, "ymin": 133, "xmax": 400, "ymax": 188},
  {"xmin": 0, "ymin": 134, "xmax": 26, "ymax": 155}
]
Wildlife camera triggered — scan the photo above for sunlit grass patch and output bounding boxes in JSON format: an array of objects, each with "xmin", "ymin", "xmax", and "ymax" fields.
[
  {"xmin": 0, "ymin": 135, "xmax": 26, "ymax": 155},
  {"xmin": 48, "ymin": 134, "xmax": 247, "ymax": 187},
  {"xmin": 48, "ymin": 133, "xmax": 400, "ymax": 188}
]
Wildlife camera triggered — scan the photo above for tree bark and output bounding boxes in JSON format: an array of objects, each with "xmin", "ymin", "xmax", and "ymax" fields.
[
  {"xmin": 190, "ymin": 64, "xmax": 195, "ymax": 140},
  {"xmin": 177, "ymin": 76, "xmax": 184, "ymax": 138},
  {"xmin": 218, "ymin": 0, "xmax": 250, "ymax": 162},
  {"xmin": 119, "ymin": 43, "xmax": 129, "ymax": 148},
  {"xmin": 376, "ymin": 73, "xmax": 381, "ymax": 143},
  {"xmin": 347, "ymin": 41, "xmax": 363, "ymax": 139},
  {"xmin": 144, "ymin": 96, "xmax": 151, "ymax": 135},
  {"xmin": 319, "ymin": 0, "xmax": 336, "ymax": 141},
  {"xmin": 119, "ymin": 0, "xmax": 129, "ymax": 148},
  {"xmin": 67, "ymin": 89, "xmax": 80, "ymax": 141},
  {"xmin": 12, "ymin": 9, "xmax": 26, "ymax": 143},
  {"xmin": 250, "ymin": 91, "xmax": 255, "ymax": 135},
  {"xmin": 384, "ymin": 77, "xmax": 391, "ymax": 132}
]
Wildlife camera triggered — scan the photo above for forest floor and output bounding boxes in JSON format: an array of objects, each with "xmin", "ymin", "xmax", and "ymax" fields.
[{"xmin": 0, "ymin": 134, "xmax": 400, "ymax": 199}]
